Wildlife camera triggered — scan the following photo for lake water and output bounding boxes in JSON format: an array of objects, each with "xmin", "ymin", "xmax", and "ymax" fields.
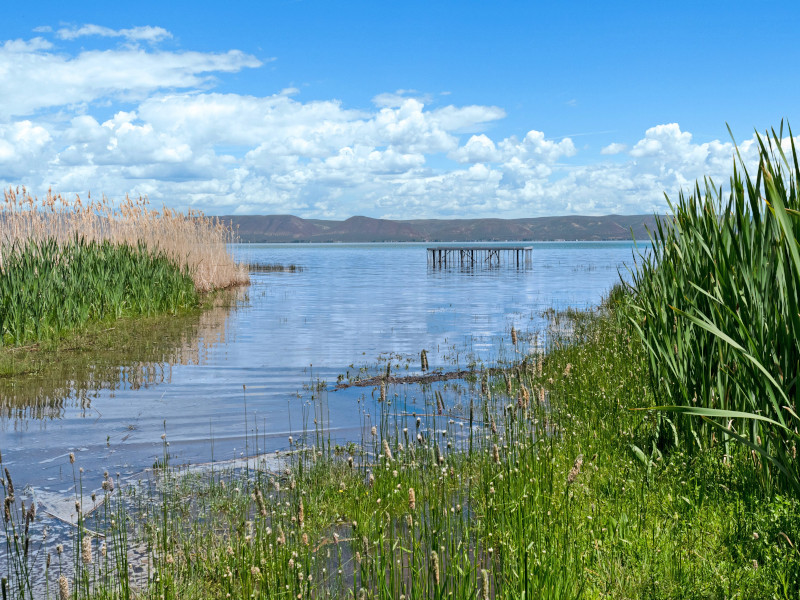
[{"xmin": 1, "ymin": 241, "xmax": 642, "ymax": 515}]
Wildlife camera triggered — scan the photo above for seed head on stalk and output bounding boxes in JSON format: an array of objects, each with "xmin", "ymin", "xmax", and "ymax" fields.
[
  {"xmin": 430, "ymin": 550, "xmax": 440, "ymax": 586},
  {"xmin": 383, "ymin": 439, "xmax": 393, "ymax": 462},
  {"xmin": 518, "ymin": 384, "xmax": 530, "ymax": 409},
  {"xmin": 298, "ymin": 498, "xmax": 304, "ymax": 528},
  {"xmin": 58, "ymin": 575, "xmax": 70, "ymax": 600},
  {"xmin": 82, "ymin": 535, "xmax": 92, "ymax": 563},
  {"xmin": 567, "ymin": 454, "xmax": 584, "ymax": 485},
  {"xmin": 4, "ymin": 469, "xmax": 13, "ymax": 500}
]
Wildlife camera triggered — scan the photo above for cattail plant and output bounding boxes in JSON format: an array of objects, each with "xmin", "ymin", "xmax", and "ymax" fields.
[
  {"xmin": 82, "ymin": 534, "xmax": 93, "ymax": 564},
  {"xmin": 430, "ymin": 550, "xmax": 440, "ymax": 587},
  {"xmin": 630, "ymin": 124, "xmax": 800, "ymax": 494},
  {"xmin": 436, "ymin": 390, "xmax": 445, "ymax": 415}
]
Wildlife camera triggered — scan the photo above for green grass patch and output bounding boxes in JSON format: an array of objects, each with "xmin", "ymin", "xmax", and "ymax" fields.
[{"xmin": 0, "ymin": 237, "xmax": 199, "ymax": 347}]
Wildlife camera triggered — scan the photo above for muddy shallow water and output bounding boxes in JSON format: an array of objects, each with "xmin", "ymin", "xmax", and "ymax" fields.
[{"xmin": 0, "ymin": 241, "xmax": 641, "ymax": 523}]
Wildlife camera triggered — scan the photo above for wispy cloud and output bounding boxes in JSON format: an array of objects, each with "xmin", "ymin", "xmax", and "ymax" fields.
[
  {"xmin": 56, "ymin": 24, "xmax": 173, "ymax": 43},
  {"xmin": 0, "ymin": 36, "xmax": 262, "ymax": 118}
]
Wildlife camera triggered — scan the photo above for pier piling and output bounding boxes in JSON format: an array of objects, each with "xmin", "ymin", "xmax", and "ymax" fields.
[{"xmin": 427, "ymin": 246, "xmax": 532, "ymax": 268}]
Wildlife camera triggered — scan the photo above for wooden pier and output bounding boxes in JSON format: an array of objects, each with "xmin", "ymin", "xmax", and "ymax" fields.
[{"xmin": 427, "ymin": 246, "xmax": 532, "ymax": 268}]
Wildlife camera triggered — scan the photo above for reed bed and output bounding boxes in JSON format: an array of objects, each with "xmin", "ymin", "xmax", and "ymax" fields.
[
  {"xmin": 628, "ymin": 125, "xmax": 800, "ymax": 495},
  {"xmin": 0, "ymin": 188, "xmax": 248, "ymax": 347},
  {"xmin": 1, "ymin": 187, "xmax": 249, "ymax": 294},
  {"xmin": 4, "ymin": 301, "xmax": 798, "ymax": 598},
  {"xmin": 0, "ymin": 238, "xmax": 197, "ymax": 346}
]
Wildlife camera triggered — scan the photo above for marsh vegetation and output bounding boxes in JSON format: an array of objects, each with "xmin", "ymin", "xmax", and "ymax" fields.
[
  {"xmin": 4, "ymin": 126, "xmax": 800, "ymax": 598},
  {"xmin": 0, "ymin": 187, "xmax": 248, "ymax": 347}
]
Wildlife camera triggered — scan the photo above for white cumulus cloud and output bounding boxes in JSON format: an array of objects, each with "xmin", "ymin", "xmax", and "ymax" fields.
[{"xmin": 601, "ymin": 142, "xmax": 627, "ymax": 155}]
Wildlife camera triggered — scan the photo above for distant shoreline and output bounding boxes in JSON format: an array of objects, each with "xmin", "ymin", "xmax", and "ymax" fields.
[{"xmin": 222, "ymin": 213, "xmax": 660, "ymax": 244}]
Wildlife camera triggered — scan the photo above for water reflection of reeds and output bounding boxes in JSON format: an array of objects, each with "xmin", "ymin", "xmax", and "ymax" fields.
[{"xmin": 0, "ymin": 289, "xmax": 243, "ymax": 423}]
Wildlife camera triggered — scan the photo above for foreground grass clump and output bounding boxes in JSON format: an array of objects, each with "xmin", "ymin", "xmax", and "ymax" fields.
[
  {"xmin": 7, "ymin": 301, "xmax": 799, "ymax": 599},
  {"xmin": 629, "ymin": 125, "xmax": 800, "ymax": 494}
]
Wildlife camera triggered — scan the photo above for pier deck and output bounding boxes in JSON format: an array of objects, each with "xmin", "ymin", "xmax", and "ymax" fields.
[{"xmin": 427, "ymin": 246, "xmax": 532, "ymax": 268}]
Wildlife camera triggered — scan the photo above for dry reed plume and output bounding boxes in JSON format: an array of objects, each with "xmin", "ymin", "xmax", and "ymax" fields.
[{"xmin": 1, "ymin": 187, "xmax": 248, "ymax": 292}]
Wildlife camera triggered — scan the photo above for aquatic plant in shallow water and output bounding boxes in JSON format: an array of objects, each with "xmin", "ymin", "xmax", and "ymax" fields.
[
  {"xmin": 0, "ymin": 237, "xmax": 198, "ymax": 347},
  {"xmin": 1, "ymin": 187, "xmax": 248, "ymax": 293}
]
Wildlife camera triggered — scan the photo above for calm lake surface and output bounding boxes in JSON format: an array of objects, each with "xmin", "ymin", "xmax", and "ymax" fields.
[{"xmin": 1, "ymin": 241, "xmax": 642, "ymax": 507}]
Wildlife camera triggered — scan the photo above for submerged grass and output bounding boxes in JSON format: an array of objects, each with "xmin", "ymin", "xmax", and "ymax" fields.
[{"xmin": 4, "ymin": 299, "xmax": 799, "ymax": 598}]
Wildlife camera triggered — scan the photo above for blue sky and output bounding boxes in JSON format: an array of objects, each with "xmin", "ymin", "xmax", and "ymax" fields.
[{"xmin": 1, "ymin": 1, "xmax": 798, "ymax": 218}]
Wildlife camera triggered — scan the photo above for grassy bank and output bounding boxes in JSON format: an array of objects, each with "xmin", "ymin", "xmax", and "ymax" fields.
[
  {"xmin": 4, "ymin": 300, "xmax": 798, "ymax": 599},
  {"xmin": 0, "ymin": 188, "xmax": 248, "ymax": 348}
]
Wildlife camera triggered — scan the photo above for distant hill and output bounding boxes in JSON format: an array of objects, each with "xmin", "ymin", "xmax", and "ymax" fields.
[{"xmin": 222, "ymin": 214, "xmax": 660, "ymax": 243}]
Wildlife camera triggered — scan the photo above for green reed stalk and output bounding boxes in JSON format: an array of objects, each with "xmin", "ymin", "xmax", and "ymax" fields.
[
  {"xmin": 0, "ymin": 237, "xmax": 198, "ymax": 347},
  {"xmin": 629, "ymin": 123, "xmax": 800, "ymax": 494}
]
